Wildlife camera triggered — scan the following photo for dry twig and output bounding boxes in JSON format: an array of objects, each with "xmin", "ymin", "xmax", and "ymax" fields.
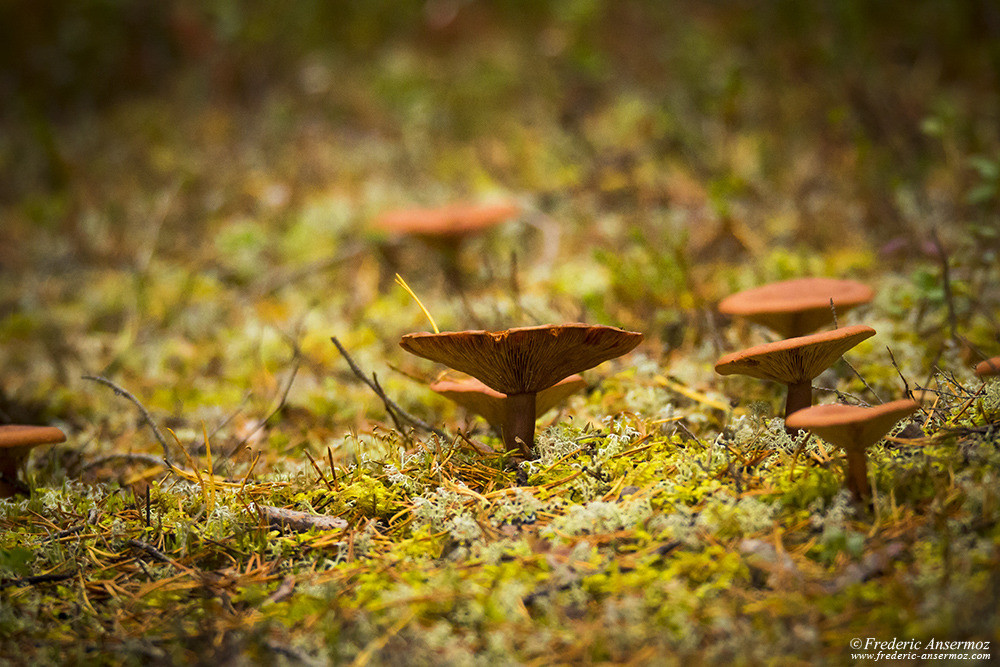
[
  {"xmin": 252, "ymin": 504, "xmax": 348, "ymax": 532},
  {"xmin": 82, "ymin": 375, "xmax": 174, "ymax": 468},
  {"xmin": 330, "ymin": 336, "xmax": 449, "ymax": 440}
]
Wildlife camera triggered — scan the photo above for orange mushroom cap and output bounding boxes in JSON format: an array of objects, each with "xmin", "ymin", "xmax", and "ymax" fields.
[
  {"xmin": 714, "ymin": 324, "xmax": 876, "ymax": 385},
  {"xmin": 401, "ymin": 324, "xmax": 643, "ymax": 395},
  {"xmin": 975, "ymin": 356, "xmax": 1000, "ymax": 379},
  {"xmin": 718, "ymin": 277, "xmax": 874, "ymax": 338},
  {"xmin": 375, "ymin": 202, "xmax": 519, "ymax": 239},
  {"xmin": 430, "ymin": 375, "xmax": 586, "ymax": 432},
  {"xmin": 0, "ymin": 425, "xmax": 67, "ymax": 449},
  {"xmin": 784, "ymin": 399, "xmax": 920, "ymax": 452}
]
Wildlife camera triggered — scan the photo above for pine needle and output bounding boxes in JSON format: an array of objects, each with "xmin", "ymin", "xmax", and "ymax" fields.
[{"xmin": 395, "ymin": 273, "xmax": 439, "ymax": 333}]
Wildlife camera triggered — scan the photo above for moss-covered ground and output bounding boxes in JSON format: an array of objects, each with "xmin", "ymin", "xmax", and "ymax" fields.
[{"xmin": 1, "ymin": 2, "xmax": 999, "ymax": 664}]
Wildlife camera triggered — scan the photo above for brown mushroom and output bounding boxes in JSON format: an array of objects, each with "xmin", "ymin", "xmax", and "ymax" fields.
[
  {"xmin": 374, "ymin": 202, "xmax": 519, "ymax": 288},
  {"xmin": 714, "ymin": 324, "xmax": 876, "ymax": 427},
  {"xmin": 0, "ymin": 424, "xmax": 66, "ymax": 498},
  {"xmin": 401, "ymin": 324, "xmax": 643, "ymax": 456},
  {"xmin": 784, "ymin": 399, "xmax": 920, "ymax": 499},
  {"xmin": 975, "ymin": 356, "xmax": 1000, "ymax": 379},
  {"xmin": 430, "ymin": 374, "xmax": 586, "ymax": 439},
  {"xmin": 718, "ymin": 277, "xmax": 874, "ymax": 339}
]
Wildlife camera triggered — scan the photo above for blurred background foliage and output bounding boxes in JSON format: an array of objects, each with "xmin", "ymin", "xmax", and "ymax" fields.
[
  {"xmin": 3, "ymin": 0, "xmax": 998, "ymax": 197},
  {"xmin": 1, "ymin": 0, "xmax": 998, "ymax": 333}
]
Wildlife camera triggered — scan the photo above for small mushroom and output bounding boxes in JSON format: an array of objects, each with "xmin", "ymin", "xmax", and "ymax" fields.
[
  {"xmin": 430, "ymin": 374, "xmax": 586, "ymax": 440},
  {"xmin": 718, "ymin": 277, "xmax": 874, "ymax": 339},
  {"xmin": 784, "ymin": 399, "xmax": 920, "ymax": 499},
  {"xmin": 975, "ymin": 356, "xmax": 1000, "ymax": 379},
  {"xmin": 0, "ymin": 424, "xmax": 66, "ymax": 498},
  {"xmin": 714, "ymin": 324, "xmax": 876, "ymax": 428},
  {"xmin": 374, "ymin": 201, "xmax": 519, "ymax": 289},
  {"xmin": 401, "ymin": 323, "xmax": 643, "ymax": 456}
]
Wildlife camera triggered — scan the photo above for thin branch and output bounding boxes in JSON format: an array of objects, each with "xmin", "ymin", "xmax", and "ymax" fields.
[
  {"xmin": 371, "ymin": 372, "xmax": 407, "ymax": 434},
  {"xmin": 330, "ymin": 336, "xmax": 449, "ymax": 440},
  {"xmin": 886, "ymin": 346, "xmax": 913, "ymax": 400},
  {"xmin": 840, "ymin": 358, "xmax": 883, "ymax": 404},
  {"xmin": 813, "ymin": 386, "xmax": 870, "ymax": 406},
  {"xmin": 825, "ymin": 298, "xmax": 882, "ymax": 403},
  {"xmin": 82, "ymin": 375, "xmax": 173, "ymax": 467}
]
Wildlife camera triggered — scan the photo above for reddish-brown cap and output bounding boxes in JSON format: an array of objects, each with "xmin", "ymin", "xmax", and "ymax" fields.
[
  {"xmin": 718, "ymin": 278, "xmax": 874, "ymax": 338},
  {"xmin": 714, "ymin": 324, "xmax": 876, "ymax": 385},
  {"xmin": 0, "ymin": 425, "xmax": 66, "ymax": 449},
  {"xmin": 401, "ymin": 324, "xmax": 642, "ymax": 395},
  {"xmin": 430, "ymin": 375, "xmax": 586, "ymax": 431},
  {"xmin": 975, "ymin": 356, "xmax": 1000, "ymax": 379},
  {"xmin": 784, "ymin": 399, "xmax": 920, "ymax": 451},
  {"xmin": 375, "ymin": 202, "xmax": 519, "ymax": 239}
]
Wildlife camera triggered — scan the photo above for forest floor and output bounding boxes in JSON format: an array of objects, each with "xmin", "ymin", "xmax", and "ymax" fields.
[{"xmin": 1, "ymin": 4, "xmax": 999, "ymax": 665}]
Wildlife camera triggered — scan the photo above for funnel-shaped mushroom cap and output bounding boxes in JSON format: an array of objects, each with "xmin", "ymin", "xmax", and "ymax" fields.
[
  {"xmin": 784, "ymin": 399, "xmax": 919, "ymax": 451},
  {"xmin": 975, "ymin": 356, "xmax": 1000, "ymax": 379},
  {"xmin": 402, "ymin": 324, "xmax": 643, "ymax": 395},
  {"xmin": 375, "ymin": 202, "xmax": 519, "ymax": 238},
  {"xmin": 719, "ymin": 278, "xmax": 874, "ymax": 338},
  {"xmin": 715, "ymin": 325, "xmax": 876, "ymax": 385},
  {"xmin": 430, "ymin": 375, "xmax": 586, "ymax": 431}
]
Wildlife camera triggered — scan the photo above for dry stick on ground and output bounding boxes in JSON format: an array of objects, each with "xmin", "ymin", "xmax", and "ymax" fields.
[
  {"xmin": 82, "ymin": 375, "xmax": 174, "ymax": 469},
  {"xmin": 252, "ymin": 504, "xmax": 348, "ymax": 532},
  {"xmin": 128, "ymin": 538, "xmax": 181, "ymax": 567},
  {"xmin": 330, "ymin": 336, "xmax": 449, "ymax": 441}
]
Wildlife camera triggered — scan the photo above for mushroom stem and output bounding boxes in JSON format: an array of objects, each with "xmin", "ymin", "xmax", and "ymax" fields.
[
  {"xmin": 845, "ymin": 448, "xmax": 871, "ymax": 499},
  {"xmin": 501, "ymin": 392, "xmax": 536, "ymax": 458},
  {"xmin": 784, "ymin": 380, "xmax": 813, "ymax": 433},
  {"xmin": 0, "ymin": 454, "xmax": 21, "ymax": 480},
  {"xmin": 0, "ymin": 451, "xmax": 28, "ymax": 499}
]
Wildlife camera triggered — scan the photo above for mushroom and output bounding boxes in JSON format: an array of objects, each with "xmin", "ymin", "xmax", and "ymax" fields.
[
  {"xmin": 718, "ymin": 277, "xmax": 874, "ymax": 339},
  {"xmin": 784, "ymin": 399, "xmax": 920, "ymax": 499},
  {"xmin": 374, "ymin": 201, "xmax": 519, "ymax": 289},
  {"xmin": 714, "ymin": 324, "xmax": 876, "ymax": 427},
  {"xmin": 0, "ymin": 424, "xmax": 66, "ymax": 498},
  {"xmin": 430, "ymin": 374, "xmax": 586, "ymax": 440},
  {"xmin": 975, "ymin": 356, "xmax": 1000, "ymax": 379},
  {"xmin": 400, "ymin": 323, "xmax": 643, "ymax": 456}
]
